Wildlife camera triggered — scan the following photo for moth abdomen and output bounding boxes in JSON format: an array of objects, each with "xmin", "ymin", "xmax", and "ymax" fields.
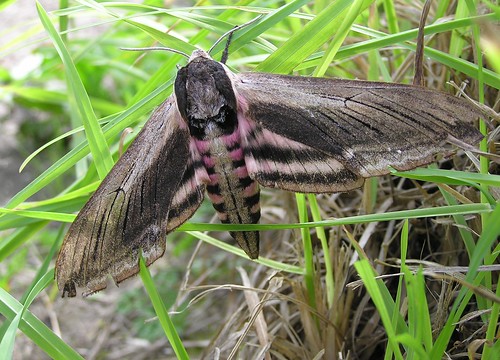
[{"xmin": 194, "ymin": 122, "xmax": 261, "ymax": 258}]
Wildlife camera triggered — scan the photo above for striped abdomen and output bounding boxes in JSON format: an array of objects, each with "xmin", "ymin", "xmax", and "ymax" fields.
[{"xmin": 194, "ymin": 123, "xmax": 261, "ymax": 258}]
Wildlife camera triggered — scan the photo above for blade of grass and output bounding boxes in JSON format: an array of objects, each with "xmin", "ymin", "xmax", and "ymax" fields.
[
  {"xmin": 483, "ymin": 277, "xmax": 500, "ymax": 359},
  {"xmin": 139, "ymin": 254, "xmax": 189, "ymax": 360},
  {"xmin": 178, "ymin": 203, "xmax": 492, "ymax": 231},
  {"xmin": 381, "ymin": 0, "xmax": 401, "ymax": 68},
  {"xmin": 185, "ymin": 231, "xmax": 304, "ymax": 275},
  {"xmin": 296, "ymin": 193, "xmax": 317, "ymax": 312},
  {"xmin": 391, "ymin": 168, "xmax": 500, "ymax": 188},
  {"xmin": 36, "ymin": 1, "xmax": 114, "ymax": 179},
  {"xmin": 0, "ymin": 222, "xmax": 49, "ymax": 262},
  {"xmin": 209, "ymin": 0, "xmax": 312, "ymax": 57},
  {"xmin": 385, "ymin": 220, "xmax": 409, "ymax": 360},
  {"xmin": 307, "ymin": 194, "xmax": 335, "ymax": 308},
  {"xmin": 257, "ymin": 0, "xmax": 368, "ymax": 73},
  {"xmin": 0, "ymin": 270, "xmax": 54, "ymax": 360},
  {"xmin": 354, "ymin": 260, "xmax": 404, "ymax": 359},
  {"xmin": 313, "ymin": 0, "xmax": 366, "ymax": 77},
  {"xmin": 1, "ymin": 203, "xmax": 492, "ymax": 235},
  {"xmin": 0, "ymin": 208, "xmax": 76, "ymax": 223},
  {"xmin": 400, "ymin": 221, "xmax": 433, "ymax": 356}
]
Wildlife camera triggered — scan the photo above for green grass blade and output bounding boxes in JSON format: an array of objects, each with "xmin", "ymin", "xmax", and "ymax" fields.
[
  {"xmin": 296, "ymin": 193, "xmax": 316, "ymax": 310},
  {"xmin": 211, "ymin": 0, "xmax": 312, "ymax": 56},
  {"xmin": 139, "ymin": 254, "xmax": 189, "ymax": 360},
  {"xmin": 354, "ymin": 260, "xmax": 404, "ymax": 359},
  {"xmin": 256, "ymin": 0, "xmax": 359, "ymax": 73},
  {"xmin": 391, "ymin": 168, "xmax": 500, "ymax": 187},
  {"xmin": 313, "ymin": 0, "xmax": 367, "ymax": 77},
  {"xmin": 175, "ymin": 203, "xmax": 492, "ymax": 232},
  {"xmin": 0, "ymin": 208, "xmax": 75, "ymax": 223},
  {"xmin": 0, "ymin": 222, "xmax": 48, "ymax": 262},
  {"xmin": 185, "ymin": 231, "xmax": 304, "ymax": 275},
  {"xmin": 0, "ymin": 268, "xmax": 55, "ymax": 360},
  {"xmin": 307, "ymin": 194, "xmax": 334, "ymax": 308},
  {"xmin": 36, "ymin": 1, "xmax": 114, "ymax": 179}
]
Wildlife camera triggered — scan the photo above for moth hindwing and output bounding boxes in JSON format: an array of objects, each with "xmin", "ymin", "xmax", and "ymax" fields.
[{"xmin": 56, "ymin": 49, "xmax": 483, "ymax": 297}]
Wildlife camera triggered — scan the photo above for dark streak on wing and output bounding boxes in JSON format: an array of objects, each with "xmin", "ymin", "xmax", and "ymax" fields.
[
  {"xmin": 56, "ymin": 98, "xmax": 191, "ymax": 297},
  {"xmin": 241, "ymin": 123, "xmax": 363, "ymax": 193},
  {"xmin": 348, "ymin": 95, "xmax": 441, "ymax": 138}
]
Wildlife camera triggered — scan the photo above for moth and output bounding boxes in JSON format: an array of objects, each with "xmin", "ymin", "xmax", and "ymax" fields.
[{"xmin": 56, "ymin": 47, "xmax": 483, "ymax": 297}]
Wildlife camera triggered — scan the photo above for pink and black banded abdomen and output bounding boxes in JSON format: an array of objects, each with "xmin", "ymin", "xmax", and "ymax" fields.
[{"xmin": 194, "ymin": 125, "xmax": 261, "ymax": 258}]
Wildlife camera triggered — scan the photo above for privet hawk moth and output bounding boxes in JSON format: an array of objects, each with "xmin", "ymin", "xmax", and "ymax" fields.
[{"xmin": 56, "ymin": 48, "xmax": 483, "ymax": 297}]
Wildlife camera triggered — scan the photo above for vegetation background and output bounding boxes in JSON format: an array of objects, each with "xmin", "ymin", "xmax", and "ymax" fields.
[{"xmin": 0, "ymin": 0, "xmax": 499, "ymax": 359}]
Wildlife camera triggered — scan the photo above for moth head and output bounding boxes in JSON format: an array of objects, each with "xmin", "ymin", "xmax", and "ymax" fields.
[{"xmin": 188, "ymin": 49, "xmax": 211, "ymax": 62}]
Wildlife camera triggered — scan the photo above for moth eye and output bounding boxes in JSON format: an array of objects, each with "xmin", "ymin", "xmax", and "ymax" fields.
[
  {"xmin": 213, "ymin": 108, "xmax": 226, "ymax": 123},
  {"xmin": 188, "ymin": 116, "xmax": 203, "ymax": 128}
]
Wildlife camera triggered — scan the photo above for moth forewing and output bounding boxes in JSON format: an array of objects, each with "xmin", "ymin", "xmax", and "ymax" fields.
[
  {"xmin": 56, "ymin": 50, "xmax": 483, "ymax": 297},
  {"xmin": 56, "ymin": 99, "xmax": 197, "ymax": 297}
]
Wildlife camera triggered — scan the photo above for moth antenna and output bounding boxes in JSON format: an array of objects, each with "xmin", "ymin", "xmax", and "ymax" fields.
[
  {"xmin": 220, "ymin": 31, "xmax": 233, "ymax": 64},
  {"xmin": 120, "ymin": 47, "xmax": 190, "ymax": 58},
  {"xmin": 208, "ymin": 15, "xmax": 263, "ymax": 63}
]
